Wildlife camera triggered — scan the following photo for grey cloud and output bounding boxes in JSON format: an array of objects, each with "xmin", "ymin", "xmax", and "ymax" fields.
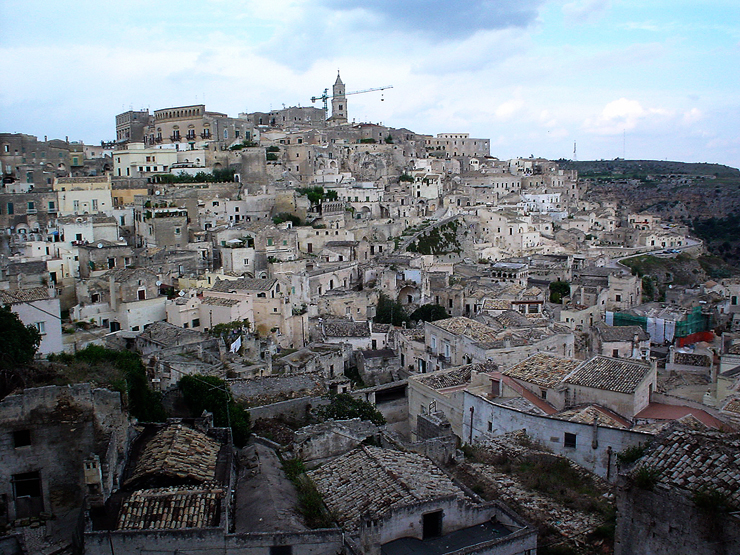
[{"xmin": 320, "ymin": 0, "xmax": 543, "ymax": 39}]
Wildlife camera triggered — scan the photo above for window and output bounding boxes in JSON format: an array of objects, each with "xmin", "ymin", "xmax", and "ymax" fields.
[
  {"xmin": 612, "ymin": 349, "xmax": 619, "ymax": 358},
  {"xmin": 270, "ymin": 547, "xmax": 292, "ymax": 555},
  {"xmin": 564, "ymin": 432, "xmax": 577, "ymax": 448},
  {"xmin": 12, "ymin": 471, "xmax": 43, "ymax": 518},
  {"xmin": 267, "ymin": 237, "xmax": 273, "ymax": 246},
  {"xmin": 7, "ymin": 202, "xmax": 13, "ymax": 215},
  {"xmin": 138, "ymin": 289, "xmax": 146, "ymax": 300},
  {"xmin": 13, "ymin": 430, "xmax": 31, "ymax": 448},
  {"xmin": 175, "ymin": 227, "xmax": 181, "ymax": 236},
  {"xmin": 35, "ymin": 322, "xmax": 45, "ymax": 335},
  {"xmin": 73, "ymin": 200, "xmax": 80, "ymax": 211},
  {"xmin": 192, "ymin": 318, "xmax": 200, "ymax": 328}
]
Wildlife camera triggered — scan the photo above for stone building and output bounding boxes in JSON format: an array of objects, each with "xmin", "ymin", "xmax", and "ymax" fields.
[
  {"xmin": 615, "ymin": 427, "xmax": 740, "ymax": 555},
  {"xmin": 0, "ymin": 385, "xmax": 129, "ymax": 550},
  {"xmin": 307, "ymin": 445, "xmax": 536, "ymax": 554}
]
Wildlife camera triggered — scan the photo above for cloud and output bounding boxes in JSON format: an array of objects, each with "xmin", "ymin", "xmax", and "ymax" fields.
[
  {"xmin": 682, "ymin": 108, "xmax": 703, "ymax": 125},
  {"xmin": 319, "ymin": 0, "xmax": 543, "ymax": 40},
  {"xmin": 583, "ymin": 98, "xmax": 673, "ymax": 135},
  {"xmin": 562, "ymin": 0, "xmax": 611, "ymax": 25},
  {"xmin": 496, "ymin": 98, "xmax": 524, "ymax": 119}
]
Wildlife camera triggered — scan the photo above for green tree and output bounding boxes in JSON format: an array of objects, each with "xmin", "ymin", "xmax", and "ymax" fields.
[
  {"xmin": 179, "ymin": 375, "xmax": 251, "ymax": 447},
  {"xmin": 316, "ymin": 393, "xmax": 386, "ymax": 426},
  {"xmin": 549, "ymin": 280, "xmax": 570, "ymax": 304},
  {"xmin": 409, "ymin": 304, "xmax": 449, "ymax": 322},
  {"xmin": 375, "ymin": 292, "xmax": 409, "ymax": 326},
  {"xmin": 0, "ymin": 305, "xmax": 41, "ymax": 369}
]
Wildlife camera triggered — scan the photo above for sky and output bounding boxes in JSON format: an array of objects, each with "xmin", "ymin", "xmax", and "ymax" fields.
[{"xmin": 1, "ymin": 0, "xmax": 739, "ymax": 168}]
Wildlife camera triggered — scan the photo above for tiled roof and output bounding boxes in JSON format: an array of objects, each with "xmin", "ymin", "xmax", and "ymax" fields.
[
  {"xmin": 554, "ymin": 405, "xmax": 631, "ymax": 429},
  {"xmin": 0, "ymin": 287, "xmax": 50, "ymax": 304},
  {"xmin": 633, "ymin": 428, "xmax": 740, "ymax": 508},
  {"xmin": 210, "ymin": 277, "xmax": 276, "ymax": 292},
  {"xmin": 103, "ymin": 267, "xmax": 158, "ymax": 283},
  {"xmin": 722, "ymin": 398, "xmax": 740, "ymax": 415},
  {"xmin": 565, "ymin": 356, "xmax": 651, "ymax": 394},
  {"xmin": 503, "ymin": 353, "xmax": 581, "ymax": 389},
  {"xmin": 200, "ymin": 296, "xmax": 241, "ymax": 307},
  {"xmin": 673, "ymin": 352, "xmax": 711, "ymax": 367},
  {"xmin": 596, "ymin": 324, "xmax": 649, "ymax": 343},
  {"xmin": 481, "ymin": 299, "xmax": 511, "ymax": 311},
  {"xmin": 430, "ymin": 316, "xmax": 499, "ymax": 343},
  {"xmin": 137, "ymin": 321, "xmax": 207, "ymax": 347},
  {"xmin": 126, "ymin": 424, "xmax": 220, "ymax": 486},
  {"xmin": 323, "ymin": 320, "xmax": 370, "ymax": 338},
  {"xmin": 117, "ymin": 485, "xmax": 223, "ymax": 530},
  {"xmin": 415, "ymin": 362, "xmax": 497, "ymax": 390},
  {"xmin": 308, "ymin": 446, "xmax": 463, "ymax": 532}
]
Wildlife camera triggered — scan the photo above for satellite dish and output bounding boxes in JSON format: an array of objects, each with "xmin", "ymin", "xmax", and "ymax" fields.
[
  {"xmin": 119, "ymin": 237, "xmax": 125, "ymax": 242},
  {"xmin": 155, "ymin": 190, "xmax": 161, "ymax": 195},
  {"xmin": 178, "ymin": 290, "xmax": 185, "ymax": 297},
  {"xmin": 156, "ymin": 280, "xmax": 162, "ymax": 286},
  {"xmin": 97, "ymin": 243, "xmax": 103, "ymax": 249}
]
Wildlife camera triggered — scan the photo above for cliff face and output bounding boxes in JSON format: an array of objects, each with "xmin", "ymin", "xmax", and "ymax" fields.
[{"xmin": 564, "ymin": 160, "xmax": 740, "ymax": 220}]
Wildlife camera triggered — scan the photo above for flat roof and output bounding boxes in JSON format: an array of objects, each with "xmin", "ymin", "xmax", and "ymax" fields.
[{"xmin": 381, "ymin": 520, "xmax": 514, "ymax": 555}]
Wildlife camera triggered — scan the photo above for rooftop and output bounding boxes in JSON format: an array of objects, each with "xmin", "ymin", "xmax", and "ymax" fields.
[
  {"xmin": 564, "ymin": 356, "xmax": 652, "ymax": 394},
  {"xmin": 125, "ymin": 424, "xmax": 221, "ymax": 487},
  {"xmin": 210, "ymin": 276, "xmax": 276, "ymax": 292},
  {"xmin": 308, "ymin": 446, "xmax": 463, "ymax": 532},
  {"xmin": 117, "ymin": 485, "xmax": 223, "ymax": 530},
  {"xmin": 633, "ymin": 428, "xmax": 740, "ymax": 508},
  {"xmin": 503, "ymin": 353, "xmax": 581, "ymax": 389},
  {"xmin": 0, "ymin": 287, "xmax": 51, "ymax": 304}
]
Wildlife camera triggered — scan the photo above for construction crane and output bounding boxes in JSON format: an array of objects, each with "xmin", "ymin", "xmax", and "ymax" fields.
[{"xmin": 311, "ymin": 85, "xmax": 393, "ymax": 120}]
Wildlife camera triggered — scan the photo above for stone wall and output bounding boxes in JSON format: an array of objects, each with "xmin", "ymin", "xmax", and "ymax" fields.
[
  {"xmin": 84, "ymin": 528, "xmax": 344, "ymax": 555},
  {"xmin": 463, "ymin": 391, "xmax": 653, "ymax": 481},
  {"xmin": 615, "ymin": 480, "xmax": 740, "ymax": 555}
]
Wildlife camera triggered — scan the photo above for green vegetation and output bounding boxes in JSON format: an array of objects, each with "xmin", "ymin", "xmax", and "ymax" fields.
[
  {"xmin": 296, "ymin": 186, "xmax": 338, "ymax": 209},
  {"xmin": 48, "ymin": 346, "xmax": 166, "ymax": 422},
  {"xmin": 0, "ymin": 304, "xmax": 41, "ymax": 370},
  {"xmin": 407, "ymin": 220, "xmax": 461, "ymax": 255},
  {"xmin": 272, "ymin": 212, "xmax": 303, "ymax": 226},
  {"xmin": 633, "ymin": 466, "xmax": 661, "ymax": 490},
  {"xmin": 617, "ymin": 444, "xmax": 647, "ymax": 466},
  {"xmin": 384, "ymin": 134, "xmax": 394, "ymax": 144},
  {"xmin": 229, "ymin": 139, "xmax": 258, "ymax": 150},
  {"xmin": 641, "ymin": 275, "xmax": 658, "ymax": 302},
  {"xmin": 358, "ymin": 138, "xmax": 376, "ymax": 144},
  {"xmin": 692, "ymin": 487, "xmax": 734, "ymax": 513},
  {"xmin": 409, "ymin": 303, "xmax": 449, "ymax": 322},
  {"xmin": 208, "ymin": 319, "xmax": 251, "ymax": 338},
  {"xmin": 398, "ymin": 173, "xmax": 414, "ymax": 183},
  {"xmin": 549, "ymin": 280, "xmax": 570, "ymax": 304},
  {"xmin": 281, "ymin": 457, "xmax": 334, "ymax": 528},
  {"xmin": 315, "ymin": 393, "xmax": 386, "ymax": 426},
  {"xmin": 178, "ymin": 374, "xmax": 251, "ymax": 447},
  {"xmin": 158, "ymin": 168, "xmax": 236, "ymax": 183},
  {"xmin": 374, "ymin": 292, "xmax": 409, "ymax": 326}
]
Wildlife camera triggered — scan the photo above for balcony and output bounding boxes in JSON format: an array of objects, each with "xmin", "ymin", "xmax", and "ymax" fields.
[
  {"xmin": 200, "ymin": 131, "xmax": 211, "ymax": 139},
  {"xmin": 169, "ymin": 135, "xmax": 181, "ymax": 142}
]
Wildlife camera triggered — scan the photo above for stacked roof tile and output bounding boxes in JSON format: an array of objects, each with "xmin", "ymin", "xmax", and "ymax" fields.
[
  {"xmin": 503, "ymin": 353, "xmax": 581, "ymax": 389},
  {"xmin": 117, "ymin": 485, "xmax": 223, "ymax": 530},
  {"xmin": 127, "ymin": 424, "xmax": 220, "ymax": 486},
  {"xmin": 564, "ymin": 356, "xmax": 651, "ymax": 394},
  {"xmin": 634, "ymin": 428, "xmax": 740, "ymax": 508},
  {"xmin": 0, "ymin": 287, "xmax": 50, "ymax": 304},
  {"xmin": 308, "ymin": 446, "xmax": 463, "ymax": 532}
]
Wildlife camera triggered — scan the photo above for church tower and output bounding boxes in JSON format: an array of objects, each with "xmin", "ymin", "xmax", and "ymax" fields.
[{"xmin": 330, "ymin": 71, "xmax": 348, "ymax": 124}]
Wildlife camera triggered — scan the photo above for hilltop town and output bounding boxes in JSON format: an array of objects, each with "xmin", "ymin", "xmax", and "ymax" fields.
[{"xmin": 1, "ymin": 75, "xmax": 739, "ymax": 555}]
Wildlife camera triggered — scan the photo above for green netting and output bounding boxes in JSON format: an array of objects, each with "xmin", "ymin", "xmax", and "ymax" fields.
[
  {"xmin": 612, "ymin": 306, "xmax": 708, "ymax": 338},
  {"xmin": 613, "ymin": 313, "xmax": 647, "ymax": 328}
]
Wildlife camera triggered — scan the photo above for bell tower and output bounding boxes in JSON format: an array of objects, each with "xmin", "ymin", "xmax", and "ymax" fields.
[{"xmin": 331, "ymin": 71, "xmax": 348, "ymax": 124}]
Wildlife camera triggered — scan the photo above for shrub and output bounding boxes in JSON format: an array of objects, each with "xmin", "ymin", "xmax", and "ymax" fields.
[
  {"xmin": 315, "ymin": 393, "xmax": 386, "ymax": 426},
  {"xmin": 617, "ymin": 444, "xmax": 646, "ymax": 466},
  {"xmin": 633, "ymin": 466, "xmax": 661, "ymax": 490},
  {"xmin": 178, "ymin": 375, "xmax": 251, "ymax": 447}
]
